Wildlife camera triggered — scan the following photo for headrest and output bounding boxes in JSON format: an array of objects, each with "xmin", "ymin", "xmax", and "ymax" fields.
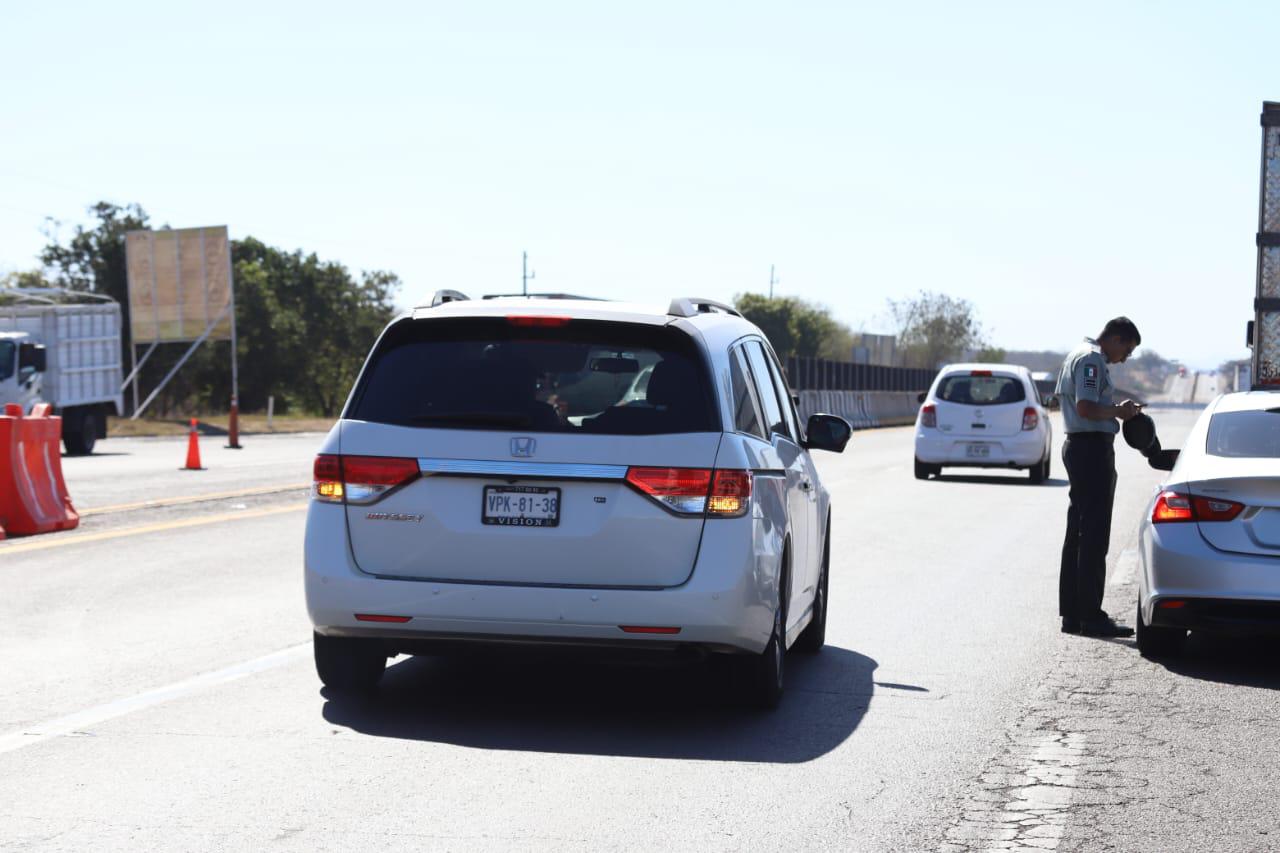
[{"xmin": 646, "ymin": 359, "xmax": 696, "ymax": 408}]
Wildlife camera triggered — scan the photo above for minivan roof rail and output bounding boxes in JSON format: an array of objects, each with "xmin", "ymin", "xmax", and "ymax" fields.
[
  {"xmin": 480, "ymin": 292, "xmax": 603, "ymax": 301},
  {"xmin": 667, "ymin": 297, "xmax": 743, "ymax": 319},
  {"xmin": 425, "ymin": 289, "xmax": 470, "ymax": 308}
]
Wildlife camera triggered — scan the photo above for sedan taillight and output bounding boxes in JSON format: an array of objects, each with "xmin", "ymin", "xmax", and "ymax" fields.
[
  {"xmin": 313, "ymin": 454, "xmax": 420, "ymax": 505},
  {"xmin": 920, "ymin": 404, "xmax": 937, "ymax": 429},
  {"xmin": 1022, "ymin": 407, "xmax": 1039, "ymax": 431},
  {"xmin": 1151, "ymin": 490, "xmax": 1245, "ymax": 524}
]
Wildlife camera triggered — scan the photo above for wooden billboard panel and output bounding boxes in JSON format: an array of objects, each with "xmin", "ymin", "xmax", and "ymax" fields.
[{"xmin": 124, "ymin": 226, "xmax": 233, "ymax": 343}]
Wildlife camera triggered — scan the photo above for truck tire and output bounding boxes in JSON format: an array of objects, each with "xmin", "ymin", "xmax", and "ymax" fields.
[{"xmin": 63, "ymin": 410, "xmax": 98, "ymax": 456}]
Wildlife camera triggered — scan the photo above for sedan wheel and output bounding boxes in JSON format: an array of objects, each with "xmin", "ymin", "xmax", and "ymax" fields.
[{"xmin": 1135, "ymin": 600, "xmax": 1186, "ymax": 659}]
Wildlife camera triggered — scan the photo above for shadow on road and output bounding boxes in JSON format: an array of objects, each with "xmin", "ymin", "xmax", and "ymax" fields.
[
  {"xmin": 1154, "ymin": 633, "xmax": 1280, "ymax": 690},
  {"xmin": 322, "ymin": 645, "xmax": 878, "ymax": 763},
  {"xmin": 930, "ymin": 474, "xmax": 1068, "ymax": 488}
]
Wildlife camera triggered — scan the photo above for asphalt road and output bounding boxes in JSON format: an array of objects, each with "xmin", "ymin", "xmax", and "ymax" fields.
[{"xmin": 2, "ymin": 410, "xmax": 1277, "ymax": 852}]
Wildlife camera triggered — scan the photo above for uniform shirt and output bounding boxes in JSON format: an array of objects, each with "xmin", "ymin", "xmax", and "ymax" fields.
[{"xmin": 1056, "ymin": 337, "xmax": 1117, "ymax": 435}]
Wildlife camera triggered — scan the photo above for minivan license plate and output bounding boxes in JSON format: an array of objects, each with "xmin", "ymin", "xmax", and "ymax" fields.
[
  {"xmin": 965, "ymin": 444, "xmax": 991, "ymax": 458},
  {"xmin": 482, "ymin": 486, "xmax": 561, "ymax": 527}
]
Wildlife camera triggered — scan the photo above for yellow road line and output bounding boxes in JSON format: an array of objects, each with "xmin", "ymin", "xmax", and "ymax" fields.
[
  {"xmin": 0, "ymin": 502, "xmax": 309, "ymax": 555},
  {"xmin": 79, "ymin": 482, "xmax": 310, "ymax": 517}
]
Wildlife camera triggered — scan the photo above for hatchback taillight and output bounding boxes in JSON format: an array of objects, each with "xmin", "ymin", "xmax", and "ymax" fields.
[
  {"xmin": 624, "ymin": 467, "xmax": 751, "ymax": 518},
  {"xmin": 1151, "ymin": 491, "xmax": 1245, "ymax": 524},
  {"xmin": 1022, "ymin": 407, "xmax": 1039, "ymax": 431},
  {"xmin": 313, "ymin": 454, "xmax": 420, "ymax": 505},
  {"xmin": 920, "ymin": 404, "xmax": 937, "ymax": 429}
]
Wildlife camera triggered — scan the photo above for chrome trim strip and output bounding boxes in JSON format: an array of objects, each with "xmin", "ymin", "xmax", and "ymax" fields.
[{"xmin": 417, "ymin": 457, "xmax": 629, "ymax": 480}]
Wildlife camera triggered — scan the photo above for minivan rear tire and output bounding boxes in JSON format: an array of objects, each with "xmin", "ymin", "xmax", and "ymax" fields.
[
  {"xmin": 735, "ymin": 576, "xmax": 786, "ymax": 709},
  {"xmin": 314, "ymin": 632, "xmax": 387, "ymax": 693}
]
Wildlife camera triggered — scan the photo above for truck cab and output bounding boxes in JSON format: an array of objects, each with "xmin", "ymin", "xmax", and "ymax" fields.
[
  {"xmin": 0, "ymin": 333, "xmax": 48, "ymax": 416},
  {"xmin": 1, "ymin": 291, "xmax": 124, "ymax": 455}
]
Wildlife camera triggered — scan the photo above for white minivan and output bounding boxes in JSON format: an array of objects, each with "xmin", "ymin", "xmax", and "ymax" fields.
[
  {"xmin": 305, "ymin": 293, "xmax": 853, "ymax": 707},
  {"xmin": 913, "ymin": 363, "xmax": 1053, "ymax": 483}
]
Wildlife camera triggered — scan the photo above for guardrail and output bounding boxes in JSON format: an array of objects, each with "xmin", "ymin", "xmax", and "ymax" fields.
[{"xmin": 784, "ymin": 356, "xmax": 936, "ymax": 393}]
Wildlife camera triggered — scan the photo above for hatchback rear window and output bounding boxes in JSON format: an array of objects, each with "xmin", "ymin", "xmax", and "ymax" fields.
[
  {"xmin": 347, "ymin": 317, "xmax": 718, "ymax": 435},
  {"xmin": 937, "ymin": 374, "xmax": 1026, "ymax": 406},
  {"xmin": 1206, "ymin": 410, "xmax": 1280, "ymax": 458}
]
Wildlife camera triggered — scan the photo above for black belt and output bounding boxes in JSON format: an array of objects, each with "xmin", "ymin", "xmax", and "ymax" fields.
[{"xmin": 1065, "ymin": 432, "xmax": 1115, "ymax": 443}]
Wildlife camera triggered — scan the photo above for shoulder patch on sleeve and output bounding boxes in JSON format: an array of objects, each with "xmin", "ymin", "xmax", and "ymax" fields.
[{"xmin": 1083, "ymin": 362, "xmax": 1098, "ymax": 390}]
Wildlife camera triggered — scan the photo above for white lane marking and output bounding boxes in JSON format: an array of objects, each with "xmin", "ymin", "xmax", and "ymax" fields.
[
  {"xmin": 0, "ymin": 643, "xmax": 310, "ymax": 756},
  {"xmin": 986, "ymin": 731, "xmax": 1085, "ymax": 851},
  {"xmin": 1108, "ymin": 547, "xmax": 1138, "ymax": 589}
]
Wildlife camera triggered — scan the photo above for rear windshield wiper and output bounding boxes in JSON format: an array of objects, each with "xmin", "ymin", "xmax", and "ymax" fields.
[{"xmin": 408, "ymin": 412, "xmax": 533, "ymax": 428}]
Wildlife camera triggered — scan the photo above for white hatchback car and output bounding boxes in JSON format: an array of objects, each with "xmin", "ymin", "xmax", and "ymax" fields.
[
  {"xmin": 913, "ymin": 363, "xmax": 1053, "ymax": 482},
  {"xmin": 1136, "ymin": 391, "xmax": 1280, "ymax": 657},
  {"xmin": 305, "ymin": 293, "xmax": 851, "ymax": 707}
]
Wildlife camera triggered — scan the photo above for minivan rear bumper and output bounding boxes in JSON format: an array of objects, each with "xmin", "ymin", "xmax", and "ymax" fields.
[{"xmin": 304, "ymin": 503, "xmax": 777, "ymax": 655}]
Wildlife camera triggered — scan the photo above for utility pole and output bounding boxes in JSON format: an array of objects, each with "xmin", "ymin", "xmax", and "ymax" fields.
[
  {"xmin": 522, "ymin": 251, "xmax": 536, "ymax": 296},
  {"xmin": 769, "ymin": 264, "xmax": 778, "ymax": 299}
]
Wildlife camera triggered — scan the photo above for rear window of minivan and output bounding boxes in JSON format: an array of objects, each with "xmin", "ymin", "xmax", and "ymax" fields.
[
  {"xmin": 937, "ymin": 373, "xmax": 1026, "ymax": 406},
  {"xmin": 347, "ymin": 317, "xmax": 718, "ymax": 435}
]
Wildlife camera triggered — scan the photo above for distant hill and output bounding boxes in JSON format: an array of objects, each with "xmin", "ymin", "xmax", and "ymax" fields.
[{"xmin": 1003, "ymin": 349, "xmax": 1177, "ymax": 401}]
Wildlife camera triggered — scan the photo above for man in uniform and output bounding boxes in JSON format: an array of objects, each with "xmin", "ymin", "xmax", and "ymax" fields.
[{"xmin": 1056, "ymin": 317, "xmax": 1144, "ymax": 637}]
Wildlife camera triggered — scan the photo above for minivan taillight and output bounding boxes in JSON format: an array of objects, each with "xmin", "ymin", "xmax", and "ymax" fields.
[
  {"xmin": 624, "ymin": 467, "xmax": 751, "ymax": 518},
  {"xmin": 313, "ymin": 454, "xmax": 420, "ymax": 505},
  {"xmin": 1022, "ymin": 407, "xmax": 1039, "ymax": 431},
  {"xmin": 920, "ymin": 404, "xmax": 937, "ymax": 429}
]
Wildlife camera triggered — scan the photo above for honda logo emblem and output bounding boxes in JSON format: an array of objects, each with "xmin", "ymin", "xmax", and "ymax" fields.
[{"xmin": 510, "ymin": 437, "xmax": 536, "ymax": 457}]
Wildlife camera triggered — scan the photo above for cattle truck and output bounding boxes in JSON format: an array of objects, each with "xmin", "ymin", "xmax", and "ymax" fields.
[{"xmin": 0, "ymin": 289, "xmax": 124, "ymax": 454}]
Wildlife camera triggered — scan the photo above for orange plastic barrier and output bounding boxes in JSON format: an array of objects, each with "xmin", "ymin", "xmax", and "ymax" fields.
[{"xmin": 0, "ymin": 403, "xmax": 79, "ymax": 536}]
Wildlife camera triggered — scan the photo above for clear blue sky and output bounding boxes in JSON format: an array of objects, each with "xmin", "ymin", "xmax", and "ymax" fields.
[{"xmin": 2, "ymin": 1, "xmax": 1275, "ymax": 367}]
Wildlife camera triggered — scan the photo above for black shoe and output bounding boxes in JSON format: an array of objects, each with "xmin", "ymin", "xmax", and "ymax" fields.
[
  {"xmin": 1061, "ymin": 618, "xmax": 1081, "ymax": 634},
  {"xmin": 1080, "ymin": 616, "xmax": 1135, "ymax": 638}
]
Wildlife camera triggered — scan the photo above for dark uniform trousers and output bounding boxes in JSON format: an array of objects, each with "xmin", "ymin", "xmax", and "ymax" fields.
[{"xmin": 1059, "ymin": 432, "xmax": 1117, "ymax": 622}]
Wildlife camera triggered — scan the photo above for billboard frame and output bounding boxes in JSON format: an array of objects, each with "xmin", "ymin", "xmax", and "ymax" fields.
[{"xmin": 122, "ymin": 226, "xmax": 239, "ymax": 421}]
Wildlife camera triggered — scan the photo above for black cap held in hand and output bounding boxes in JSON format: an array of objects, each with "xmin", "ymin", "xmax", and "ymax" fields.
[{"xmin": 1122, "ymin": 412, "xmax": 1157, "ymax": 455}]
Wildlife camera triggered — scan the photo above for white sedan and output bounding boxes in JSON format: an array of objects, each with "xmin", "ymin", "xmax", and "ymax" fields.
[
  {"xmin": 914, "ymin": 363, "xmax": 1053, "ymax": 483},
  {"xmin": 1136, "ymin": 391, "xmax": 1280, "ymax": 657}
]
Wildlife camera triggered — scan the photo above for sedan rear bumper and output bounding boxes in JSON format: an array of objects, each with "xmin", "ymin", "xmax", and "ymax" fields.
[
  {"xmin": 1141, "ymin": 522, "xmax": 1280, "ymax": 633},
  {"xmin": 1147, "ymin": 596, "xmax": 1280, "ymax": 634}
]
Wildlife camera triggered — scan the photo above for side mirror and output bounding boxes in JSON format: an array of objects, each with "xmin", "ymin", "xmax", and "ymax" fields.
[
  {"xmin": 916, "ymin": 391, "xmax": 927, "ymax": 404},
  {"xmin": 805, "ymin": 413, "xmax": 852, "ymax": 453},
  {"xmin": 19, "ymin": 343, "xmax": 46, "ymax": 373},
  {"xmin": 1149, "ymin": 449, "xmax": 1179, "ymax": 471}
]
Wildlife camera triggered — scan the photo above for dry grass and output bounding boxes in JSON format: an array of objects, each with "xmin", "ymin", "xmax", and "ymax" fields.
[{"xmin": 108, "ymin": 413, "xmax": 335, "ymax": 438}]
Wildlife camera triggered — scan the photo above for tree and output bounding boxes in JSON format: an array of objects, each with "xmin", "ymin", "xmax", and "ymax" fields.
[
  {"xmin": 0, "ymin": 269, "xmax": 55, "ymax": 291},
  {"xmin": 733, "ymin": 293, "xmax": 854, "ymax": 360},
  {"xmin": 888, "ymin": 291, "xmax": 988, "ymax": 369},
  {"xmin": 975, "ymin": 346, "xmax": 1007, "ymax": 363},
  {"xmin": 35, "ymin": 201, "xmax": 398, "ymax": 416},
  {"xmin": 40, "ymin": 202, "xmax": 150, "ymax": 304}
]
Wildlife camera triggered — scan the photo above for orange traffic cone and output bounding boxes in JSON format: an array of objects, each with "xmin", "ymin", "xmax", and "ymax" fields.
[{"xmin": 183, "ymin": 418, "xmax": 204, "ymax": 470}]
